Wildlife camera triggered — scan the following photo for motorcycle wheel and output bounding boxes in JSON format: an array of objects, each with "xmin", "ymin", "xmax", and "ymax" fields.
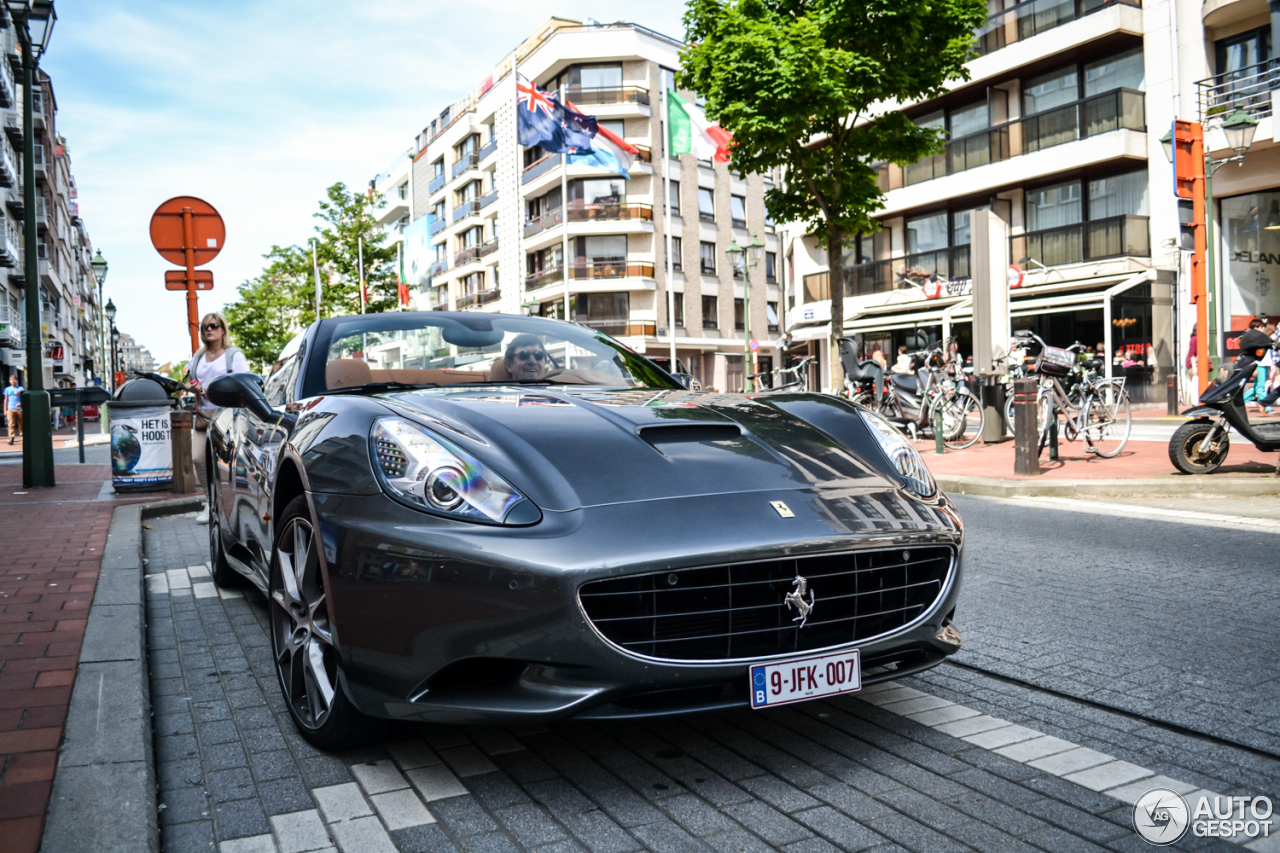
[{"xmin": 1168, "ymin": 421, "xmax": 1229, "ymax": 475}]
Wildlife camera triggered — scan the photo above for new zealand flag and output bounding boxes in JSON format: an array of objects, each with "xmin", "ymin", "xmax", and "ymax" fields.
[{"xmin": 516, "ymin": 73, "xmax": 597, "ymax": 154}]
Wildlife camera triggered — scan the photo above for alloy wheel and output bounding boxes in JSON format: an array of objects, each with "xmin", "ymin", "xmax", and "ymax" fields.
[{"xmin": 271, "ymin": 516, "xmax": 337, "ymax": 730}]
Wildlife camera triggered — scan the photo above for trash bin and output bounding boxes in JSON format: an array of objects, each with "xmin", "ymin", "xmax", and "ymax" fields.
[{"xmin": 106, "ymin": 376, "xmax": 176, "ymax": 492}]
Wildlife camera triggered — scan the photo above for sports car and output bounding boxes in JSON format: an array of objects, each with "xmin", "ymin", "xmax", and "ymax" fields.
[{"xmin": 205, "ymin": 311, "xmax": 964, "ymax": 748}]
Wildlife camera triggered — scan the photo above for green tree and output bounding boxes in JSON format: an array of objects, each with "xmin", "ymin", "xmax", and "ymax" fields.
[
  {"xmin": 224, "ymin": 182, "xmax": 401, "ymax": 371},
  {"xmin": 680, "ymin": 0, "xmax": 987, "ymax": 386}
]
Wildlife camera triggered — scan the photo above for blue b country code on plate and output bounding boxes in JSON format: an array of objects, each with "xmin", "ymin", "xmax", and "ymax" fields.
[{"xmin": 750, "ymin": 649, "xmax": 861, "ymax": 709}]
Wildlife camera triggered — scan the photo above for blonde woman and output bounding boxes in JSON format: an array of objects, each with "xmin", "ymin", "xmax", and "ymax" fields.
[{"xmin": 184, "ymin": 312, "xmax": 249, "ymax": 522}]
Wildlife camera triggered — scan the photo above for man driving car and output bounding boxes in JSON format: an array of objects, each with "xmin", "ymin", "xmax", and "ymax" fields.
[{"xmin": 504, "ymin": 334, "xmax": 552, "ymax": 381}]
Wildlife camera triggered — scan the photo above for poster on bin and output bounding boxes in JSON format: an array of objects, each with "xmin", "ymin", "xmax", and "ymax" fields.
[{"xmin": 111, "ymin": 406, "xmax": 173, "ymax": 488}]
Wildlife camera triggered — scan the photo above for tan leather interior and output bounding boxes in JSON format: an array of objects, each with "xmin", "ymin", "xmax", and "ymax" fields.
[
  {"xmin": 488, "ymin": 359, "xmax": 512, "ymax": 382},
  {"xmin": 325, "ymin": 358, "xmax": 488, "ymax": 390}
]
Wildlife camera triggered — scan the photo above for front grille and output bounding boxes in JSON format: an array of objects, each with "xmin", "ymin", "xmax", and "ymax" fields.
[{"xmin": 578, "ymin": 546, "xmax": 953, "ymax": 662}]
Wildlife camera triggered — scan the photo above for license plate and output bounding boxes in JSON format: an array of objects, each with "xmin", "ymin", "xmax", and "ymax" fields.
[{"xmin": 749, "ymin": 648, "xmax": 861, "ymax": 709}]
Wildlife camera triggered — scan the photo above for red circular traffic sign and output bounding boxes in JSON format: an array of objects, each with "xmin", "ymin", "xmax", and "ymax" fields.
[{"xmin": 149, "ymin": 196, "xmax": 225, "ymax": 266}]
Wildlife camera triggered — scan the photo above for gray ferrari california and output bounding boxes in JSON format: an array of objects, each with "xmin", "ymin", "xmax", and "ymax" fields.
[{"xmin": 204, "ymin": 311, "xmax": 964, "ymax": 748}]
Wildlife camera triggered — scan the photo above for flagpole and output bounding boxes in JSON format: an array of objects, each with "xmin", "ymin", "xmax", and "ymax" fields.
[
  {"xmin": 358, "ymin": 235, "xmax": 366, "ymax": 314},
  {"xmin": 663, "ymin": 85, "xmax": 676, "ymax": 372},
  {"xmin": 560, "ymin": 82, "xmax": 571, "ymax": 326},
  {"xmin": 312, "ymin": 239, "xmax": 321, "ymax": 322},
  {"xmin": 397, "ymin": 241, "xmax": 405, "ymax": 311}
]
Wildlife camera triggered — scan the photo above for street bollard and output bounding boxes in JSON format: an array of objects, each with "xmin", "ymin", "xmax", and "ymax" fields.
[
  {"xmin": 1167, "ymin": 374, "xmax": 1178, "ymax": 416},
  {"xmin": 981, "ymin": 379, "xmax": 1007, "ymax": 443},
  {"xmin": 170, "ymin": 410, "xmax": 198, "ymax": 494},
  {"xmin": 1048, "ymin": 398, "xmax": 1059, "ymax": 461},
  {"xmin": 934, "ymin": 402, "xmax": 945, "ymax": 455},
  {"xmin": 1012, "ymin": 378, "xmax": 1040, "ymax": 476}
]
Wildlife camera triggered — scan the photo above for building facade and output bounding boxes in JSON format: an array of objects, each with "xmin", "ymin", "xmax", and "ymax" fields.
[
  {"xmin": 368, "ymin": 19, "xmax": 783, "ymax": 392},
  {"xmin": 781, "ymin": 0, "xmax": 1280, "ymax": 403},
  {"xmin": 0, "ymin": 12, "xmax": 101, "ymax": 391},
  {"xmin": 116, "ymin": 332, "xmax": 157, "ymax": 376}
]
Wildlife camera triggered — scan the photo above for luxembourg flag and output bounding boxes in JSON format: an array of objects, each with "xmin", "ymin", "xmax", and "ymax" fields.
[
  {"xmin": 667, "ymin": 89, "xmax": 732, "ymax": 163},
  {"xmin": 566, "ymin": 107, "xmax": 640, "ymax": 179}
]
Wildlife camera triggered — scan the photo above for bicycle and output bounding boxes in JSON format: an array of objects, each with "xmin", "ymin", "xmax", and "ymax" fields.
[
  {"xmin": 749, "ymin": 355, "xmax": 815, "ymax": 393},
  {"xmin": 852, "ymin": 345, "xmax": 985, "ymax": 450}
]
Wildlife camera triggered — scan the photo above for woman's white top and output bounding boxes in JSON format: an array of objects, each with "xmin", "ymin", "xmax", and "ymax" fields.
[{"xmin": 192, "ymin": 349, "xmax": 250, "ymax": 413}]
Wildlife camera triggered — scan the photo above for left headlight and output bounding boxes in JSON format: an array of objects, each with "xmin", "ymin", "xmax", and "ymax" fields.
[
  {"xmin": 370, "ymin": 417, "xmax": 540, "ymax": 525},
  {"xmin": 857, "ymin": 408, "xmax": 937, "ymax": 499}
]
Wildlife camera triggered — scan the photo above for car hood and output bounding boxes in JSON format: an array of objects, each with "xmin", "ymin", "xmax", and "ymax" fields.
[{"xmin": 377, "ymin": 386, "xmax": 903, "ymax": 512}]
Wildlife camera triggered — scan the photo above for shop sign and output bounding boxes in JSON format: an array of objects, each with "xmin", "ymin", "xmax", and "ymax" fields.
[{"xmin": 921, "ymin": 278, "xmax": 973, "ymax": 300}]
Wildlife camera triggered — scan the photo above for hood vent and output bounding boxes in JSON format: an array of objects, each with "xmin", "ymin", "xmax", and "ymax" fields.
[{"xmin": 639, "ymin": 424, "xmax": 742, "ymax": 448}]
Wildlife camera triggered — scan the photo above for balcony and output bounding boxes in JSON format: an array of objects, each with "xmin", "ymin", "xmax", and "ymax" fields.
[
  {"xmin": 524, "ymin": 208, "xmax": 564, "ymax": 239},
  {"xmin": 879, "ymin": 88, "xmax": 1145, "ymax": 190},
  {"xmin": 1012, "ymin": 214, "xmax": 1149, "ymax": 267},
  {"xmin": 428, "ymin": 217, "xmax": 447, "ymax": 238},
  {"xmin": 4, "ymin": 111, "xmax": 19, "ymax": 146},
  {"xmin": 0, "ymin": 142, "xmax": 13, "ymax": 187},
  {"xmin": 894, "ymin": 246, "xmax": 971, "ymax": 288},
  {"xmin": 565, "ymin": 86, "xmax": 650, "ymax": 106},
  {"xmin": 976, "ymin": 0, "xmax": 1141, "ymax": 57},
  {"xmin": 32, "ymin": 145, "xmax": 46, "ymax": 183},
  {"xmin": 1197, "ymin": 58, "xmax": 1279, "ymax": 123},
  {"xmin": 525, "ymin": 266, "xmax": 563, "ymax": 290},
  {"xmin": 478, "ymin": 188, "xmax": 498, "ymax": 210},
  {"xmin": 34, "ymin": 195, "xmax": 45, "ymax": 229},
  {"xmin": 0, "ymin": 223, "xmax": 17, "ymax": 267},
  {"xmin": 570, "ymin": 261, "xmax": 655, "ymax": 280},
  {"xmin": 522, "ymin": 152, "xmax": 561, "ymax": 184},
  {"xmin": 0, "ymin": 56, "xmax": 12, "ymax": 109},
  {"xmin": 567, "ymin": 203, "xmax": 652, "ymax": 224},
  {"xmin": 578, "ymin": 319, "xmax": 657, "ymax": 336},
  {"xmin": 458, "ymin": 287, "xmax": 500, "ymax": 309},
  {"xmin": 452, "ymin": 152, "xmax": 479, "ymax": 178},
  {"xmin": 452, "ymin": 200, "xmax": 481, "ymax": 223},
  {"xmin": 454, "ymin": 245, "xmax": 481, "ymax": 267},
  {"xmin": 477, "ymin": 137, "xmax": 498, "ymax": 162},
  {"xmin": 428, "ymin": 172, "xmax": 446, "ymax": 194},
  {"xmin": 428, "ymin": 259, "xmax": 449, "ymax": 278},
  {"xmin": 478, "ymin": 238, "xmax": 499, "ymax": 258},
  {"xmin": 844, "ymin": 260, "xmax": 894, "ymax": 296}
]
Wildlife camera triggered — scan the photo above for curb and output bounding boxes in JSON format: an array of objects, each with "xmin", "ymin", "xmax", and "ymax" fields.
[
  {"xmin": 41, "ymin": 496, "xmax": 204, "ymax": 853},
  {"xmin": 937, "ymin": 473, "xmax": 1280, "ymax": 498}
]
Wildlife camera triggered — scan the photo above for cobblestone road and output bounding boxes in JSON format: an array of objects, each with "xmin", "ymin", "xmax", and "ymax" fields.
[{"xmin": 142, "ymin": 513, "xmax": 1280, "ymax": 852}]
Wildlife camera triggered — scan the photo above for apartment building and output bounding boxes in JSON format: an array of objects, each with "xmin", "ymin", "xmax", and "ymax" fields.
[
  {"xmin": 368, "ymin": 18, "xmax": 782, "ymax": 392},
  {"xmin": 116, "ymin": 332, "xmax": 157, "ymax": 376},
  {"xmin": 782, "ymin": 0, "xmax": 1280, "ymax": 403},
  {"xmin": 0, "ymin": 12, "xmax": 101, "ymax": 390}
]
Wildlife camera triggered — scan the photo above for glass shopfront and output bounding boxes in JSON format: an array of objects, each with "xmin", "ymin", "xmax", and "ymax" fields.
[{"xmin": 1221, "ymin": 190, "xmax": 1280, "ymax": 332}]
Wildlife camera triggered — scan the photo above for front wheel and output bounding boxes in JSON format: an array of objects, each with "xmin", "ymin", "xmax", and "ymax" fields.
[
  {"xmin": 1082, "ymin": 390, "xmax": 1132, "ymax": 458},
  {"xmin": 270, "ymin": 496, "xmax": 384, "ymax": 750},
  {"xmin": 208, "ymin": 477, "xmax": 240, "ymax": 588},
  {"xmin": 1169, "ymin": 421, "xmax": 1229, "ymax": 475},
  {"xmin": 938, "ymin": 391, "xmax": 985, "ymax": 449}
]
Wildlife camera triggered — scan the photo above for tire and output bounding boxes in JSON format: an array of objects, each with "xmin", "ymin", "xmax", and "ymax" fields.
[
  {"xmin": 1082, "ymin": 390, "xmax": 1132, "ymax": 458},
  {"xmin": 1168, "ymin": 421, "xmax": 1229, "ymax": 475},
  {"xmin": 850, "ymin": 391, "xmax": 877, "ymax": 409},
  {"xmin": 270, "ymin": 495, "xmax": 385, "ymax": 750},
  {"xmin": 208, "ymin": 477, "xmax": 241, "ymax": 588},
  {"xmin": 940, "ymin": 391, "xmax": 985, "ymax": 450}
]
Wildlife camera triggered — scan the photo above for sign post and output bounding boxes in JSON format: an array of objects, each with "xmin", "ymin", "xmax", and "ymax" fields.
[{"xmin": 149, "ymin": 197, "xmax": 226, "ymax": 353}]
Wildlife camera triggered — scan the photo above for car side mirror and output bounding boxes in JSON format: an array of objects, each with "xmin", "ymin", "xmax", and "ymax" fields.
[
  {"xmin": 672, "ymin": 373, "xmax": 696, "ymax": 390},
  {"xmin": 206, "ymin": 373, "xmax": 279, "ymax": 423}
]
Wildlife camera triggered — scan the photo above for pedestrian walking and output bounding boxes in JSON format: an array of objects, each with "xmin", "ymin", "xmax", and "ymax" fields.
[
  {"xmin": 184, "ymin": 312, "xmax": 248, "ymax": 523},
  {"xmin": 3, "ymin": 374, "xmax": 21, "ymax": 445}
]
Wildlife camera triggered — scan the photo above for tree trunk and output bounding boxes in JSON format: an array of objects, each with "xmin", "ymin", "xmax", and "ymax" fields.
[{"xmin": 827, "ymin": 225, "xmax": 845, "ymax": 393}]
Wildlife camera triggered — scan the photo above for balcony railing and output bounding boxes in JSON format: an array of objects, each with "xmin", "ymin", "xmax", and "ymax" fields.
[
  {"xmin": 452, "ymin": 200, "xmax": 481, "ymax": 222},
  {"xmin": 1197, "ymin": 58, "xmax": 1280, "ymax": 123},
  {"xmin": 428, "ymin": 217, "xmax": 447, "ymax": 237},
  {"xmin": 894, "ymin": 247, "xmax": 971, "ymax": 288},
  {"xmin": 0, "ymin": 142, "xmax": 13, "ymax": 188},
  {"xmin": 525, "ymin": 266, "xmax": 562, "ymax": 289},
  {"xmin": 452, "ymin": 152, "xmax": 479, "ymax": 178},
  {"xmin": 477, "ymin": 137, "xmax": 498, "ymax": 162},
  {"xmin": 843, "ymin": 260, "xmax": 894, "ymax": 296},
  {"xmin": 479, "ymin": 188, "xmax": 498, "ymax": 210},
  {"xmin": 454, "ymin": 245, "xmax": 481, "ymax": 266},
  {"xmin": 524, "ymin": 209, "xmax": 564, "ymax": 239},
  {"xmin": 565, "ymin": 86, "xmax": 650, "ymax": 106},
  {"xmin": 632, "ymin": 145, "xmax": 652, "ymax": 163},
  {"xmin": 1012, "ymin": 214, "xmax": 1149, "ymax": 267},
  {"xmin": 428, "ymin": 259, "xmax": 449, "ymax": 278},
  {"xmin": 566, "ymin": 202, "xmax": 652, "ymax": 223},
  {"xmin": 578, "ymin": 320, "xmax": 657, "ymax": 336},
  {"xmin": 428, "ymin": 172, "xmax": 446, "ymax": 194},
  {"xmin": 976, "ymin": 0, "xmax": 1141, "ymax": 57},
  {"xmin": 458, "ymin": 287, "xmax": 501, "ymax": 309},
  {"xmin": 478, "ymin": 238, "xmax": 499, "ymax": 258},
  {"xmin": 522, "ymin": 152, "xmax": 561, "ymax": 184},
  {"xmin": 879, "ymin": 88, "xmax": 1145, "ymax": 190},
  {"xmin": 570, "ymin": 261, "xmax": 655, "ymax": 280}
]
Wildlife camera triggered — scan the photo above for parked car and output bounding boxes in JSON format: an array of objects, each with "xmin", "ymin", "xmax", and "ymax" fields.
[
  {"xmin": 82, "ymin": 405, "xmax": 100, "ymax": 421},
  {"xmin": 205, "ymin": 311, "xmax": 963, "ymax": 748}
]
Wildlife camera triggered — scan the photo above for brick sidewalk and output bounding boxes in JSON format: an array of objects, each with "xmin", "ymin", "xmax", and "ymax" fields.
[{"xmin": 0, "ymin": 464, "xmax": 167, "ymax": 853}]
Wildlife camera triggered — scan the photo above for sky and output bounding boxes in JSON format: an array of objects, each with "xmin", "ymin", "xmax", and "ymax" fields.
[{"xmin": 45, "ymin": 0, "xmax": 688, "ymax": 366}]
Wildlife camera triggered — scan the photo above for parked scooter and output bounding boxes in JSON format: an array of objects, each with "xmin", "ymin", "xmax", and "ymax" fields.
[{"xmin": 1168, "ymin": 328, "xmax": 1280, "ymax": 475}]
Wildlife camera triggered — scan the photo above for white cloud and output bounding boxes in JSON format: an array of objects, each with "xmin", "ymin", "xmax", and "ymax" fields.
[{"xmin": 44, "ymin": 0, "xmax": 686, "ymax": 365}]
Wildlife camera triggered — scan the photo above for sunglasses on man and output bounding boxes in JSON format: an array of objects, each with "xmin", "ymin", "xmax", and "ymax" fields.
[{"xmin": 514, "ymin": 349, "xmax": 546, "ymax": 362}]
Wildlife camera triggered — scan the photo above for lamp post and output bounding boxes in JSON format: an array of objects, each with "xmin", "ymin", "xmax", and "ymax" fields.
[
  {"xmin": 7, "ymin": 0, "xmax": 55, "ymax": 488},
  {"xmin": 1161, "ymin": 108, "xmax": 1259, "ymax": 376},
  {"xmin": 110, "ymin": 324, "xmax": 119, "ymax": 388},
  {"xmin": 104, "ymin": 298, "xmax": 116, "ymax": 390},
  {"xmin": 90, "ymin": 249, "xmax": 107, "ymax": 430},
  {"xmin": 726, "ymin": 234, "xmax": 766, "ymax": 392}
]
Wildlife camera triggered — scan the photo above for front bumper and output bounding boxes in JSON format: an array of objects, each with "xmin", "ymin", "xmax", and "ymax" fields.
[{"xmin": 311, "ymin": 486, "xmax": 965, "ymax": 723}]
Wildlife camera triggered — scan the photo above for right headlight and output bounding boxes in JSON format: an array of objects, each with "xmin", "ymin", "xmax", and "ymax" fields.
[
  {"xmin": 857, "ymin": 409, "xmax": 937, "ymax": 498},
  {"xmin": 370, "ymin": 417, "xmax": 541, "ymax": 525}
]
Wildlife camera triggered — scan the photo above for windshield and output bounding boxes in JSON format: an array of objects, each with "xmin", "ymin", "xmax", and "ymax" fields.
[{"xmin": 304, "ymin": 312, "xmax": 680, "ymax": 396}]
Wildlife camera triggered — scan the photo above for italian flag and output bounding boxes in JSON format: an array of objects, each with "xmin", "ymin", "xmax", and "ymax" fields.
[{"xmin": 667, "ymin": 89, "xmax": 732, "ymax": 163}]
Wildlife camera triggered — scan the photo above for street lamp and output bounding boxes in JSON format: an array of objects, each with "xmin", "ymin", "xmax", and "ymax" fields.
[
  {"xmin": 110, "ymin": 325, "xmax": 120, "ymax": 389},
  {"xmin": 7, "ymin": 0, "xmax": 56, "ymax": 488},
  {"xmin": 726, "ymin": 234, "xmax": 767, "ymax": 392},
  {"xmin": 91, "ymin": 250, "xmax": 107, "ymax": 402}
]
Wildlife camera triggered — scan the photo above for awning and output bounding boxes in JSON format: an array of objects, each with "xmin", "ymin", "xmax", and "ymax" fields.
[{"xmin": 788, "ymin": 323, "xmax": 831, "ymax": 342}]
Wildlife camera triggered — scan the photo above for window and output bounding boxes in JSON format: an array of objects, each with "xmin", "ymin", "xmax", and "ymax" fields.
[
  {"xmin": 698, "ymin": 188, "xmax": 715, "ymax": 222},
  {"xmin": 432, "ymin": 159, "xmax": 444, "ymax": 178},
  {"xmin": 700, "ymin": 241, "xmax": 716, "ymax": 274},
  {"xmin": 1215, "ymin": 27, "xmax": 1270, "ymax": 80},
  {"xmin": 573, "ymin": 64, "xmax": 623, "ymax": 90},
  {"xmin": 1019, "ymin": 170, "xmax": 1149, "ymax": 265},
  {"xmin": 1084, "ymin": 48, "xmax": 1145, "ymax": 96},
  {"xmin": 576, "ymin": 178, "xmax": 624, "ymax": 206},
  {"xmin": 667, "ymin": 180, "xmax": 680, "ymax": 214},
  {"xmin": 432, "ymin": 201, "xmax": 446, "ymax": 222},
  {"xmin": 673, "ymin": 292, "xmax": 684, "ymax": 327},
  {"xmin": 1026, "ymin": 180, "xmax": 1083, "ymax": 231},
  {"xmin": 1023, "ymin": 65, "xmax": 1078, "ymax": 115},
  {"xmin": 702, "ymin": 295, "xmax": 718, "ymax": 329},
  {"xmin": 948, "ymin": 101, "xmax": 988, "ymax": 138},
  {"xmin": 906, "ymin": 213, "xmax": 949, "ymax": 254},
  {"xmin": 734, "ymin": 298, "xmax": 745, "ymax": 330},
  {"xmin": 730, "ymin": 195, "xmax": 747, "ymax": 228},
  {"xmin": 767, "ymin": 301, "xmax": 779, "ymax": 332},
  {"xmin": 461, "ymin": 271, "xmax": 485, "ymax": 295},
  {"xmin": 459, "ymin": 226, "xmax": 482, "ymax": 249},
  {"xmin": 1087, "ymin": 172, "xmax": 1149, "ymax": 219},
  {"xmin": 455, "ymin": 135, "xmax": 478, "ymax": 158},
  {"xmin": 397, "ymin": 183, "xmax": 408, "ymax": 200},
  {"xmin": 598, "ymin": 119, "xmax": 625, "ymax": 138},
  {"xmin": 951, "ymin": 211, "xmax": 971, "ymax": 247},
  {"xmin": 579, "ymin": 235, "xmax": 627, "ymax": 263},
  {"xmin": 764, "ymin": 202, "xmax": 775, "ymax": 231},
  {"xmin": 576, "ymin": 292, "xmax": 630, "ymax": 324},
  {"xmin": 667, "ymin": 236, "xmax": 682, "ymax": 271},
  {"xmin": 456, "ymin": 180, "xmax": 479, "ymax": 204},
  {"xmin": 765, "ymin": 251, "xmax": 777, "ymax": 283}
]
